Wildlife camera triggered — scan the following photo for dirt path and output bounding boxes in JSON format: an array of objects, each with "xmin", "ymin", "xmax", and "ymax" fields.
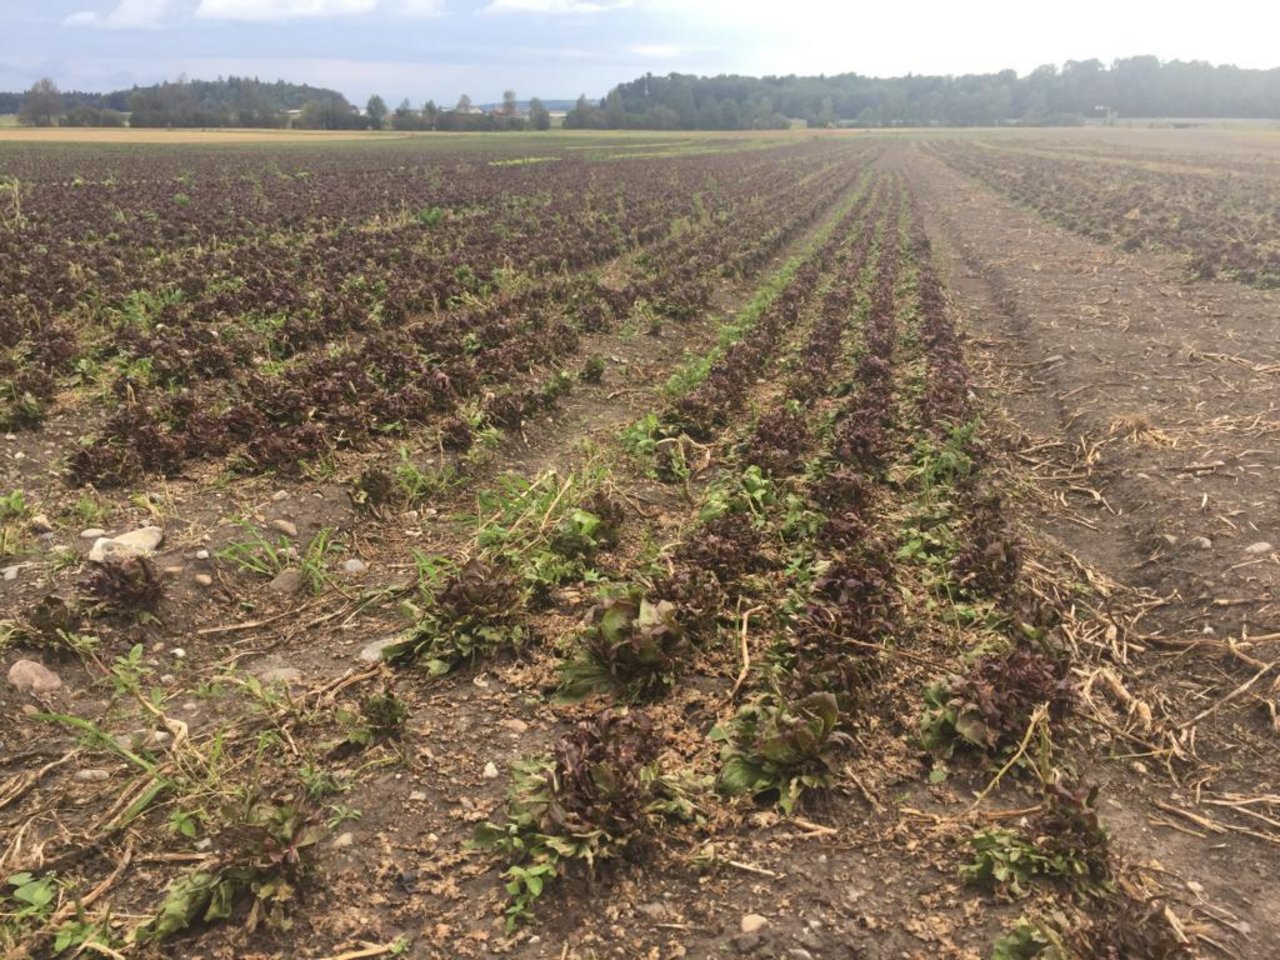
[{"xmin": 896, "ymin": 141, "xmax": 1280, "ymax": 952}]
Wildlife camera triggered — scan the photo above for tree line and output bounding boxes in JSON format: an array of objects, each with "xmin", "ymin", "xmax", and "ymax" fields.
[
  {"xmin": 7, "ymin": 77, "xmax": 553, "ymax": 131},
  {"xmin": 564, "ymin": 57, "xmax": 1280, "ymax": 130}
]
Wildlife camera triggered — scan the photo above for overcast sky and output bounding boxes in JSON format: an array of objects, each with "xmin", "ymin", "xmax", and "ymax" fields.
[{"xmin": 2, "ymin": 0, "xmax": 1278, "ymax": 104}]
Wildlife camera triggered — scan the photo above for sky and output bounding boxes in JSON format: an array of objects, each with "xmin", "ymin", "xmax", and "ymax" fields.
[{"xmin": 1, "ymin": 0, "xmax": 1278, "ymax": 105}]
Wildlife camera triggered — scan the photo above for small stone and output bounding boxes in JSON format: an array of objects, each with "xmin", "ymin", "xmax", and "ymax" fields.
[
  {"xmin": 194, "ymin": 838, "xmax": 213, "ymax": 852},
  {"xmin": 359, "ymin": 635, "xmax": 400, "ymax": 663},
  {"xmin": 163, "ymin": 565, "xmax": 184, "ymax": 576},
  {"xmin": 636, "ymin": 902, "xmax": 667, "ymax": 920},
  {"xmin": 171, "ymin": 648, "xmax": 186, "ymax": 659},
  {"xmin": 194, "ymin": 574, "xmax": 213, "ymax": 586},
  {"xmin": 75, "ymin": 768, "xmax": 110, "ymax": 783},
  {"xmin": 80, "ymin": 527, "xmax": 107, "ymax": 540},
  {"xmin": 270, "ymin": 519, "xmax": 298, "ymax": 538},
  {"xmin": 8, "ymin": 659, "xmax": 62, "ymax": 694},
  {"xmin": 409, "ymin": 790, "xmax": 428, "ymax": 802},
  {"xmin": 1191, "ymin": 536, "xmax": 1213, "ymax": 550},
  {"xmin": 741, "ymin": 914, "xmax": 769, "ymax": 934},
  {"xmin": 271, "ymin": 490, "xmax": 290, "ymax": 502},
  {"xmin": 483, "ymin": 761, "xmax": 500, "ymax": 779},
  {"xmin": 268, "ymin": 569, "xmax": 305, "ymax": 594},
  {"xmin": 500, "ymin": 718, "xmax": 529, "ymax": 735},
  {"xmin": 257, "ymin": 666, "xmax": 301, "ymax": 684},
  {"xmin": 1160, "ymin": 534, "xmax": 1178, "ymax": 546},
  {"xmin": 331, "ymin": 832, "xmax": 355, "ymax": 849},
  {"xmin": 2, "ymin": 565, "xmax": 18, "ymax": 581},
  {"xmin": 195, "ymin": 549, "xmax": 210, "ymax": 560},
  {"xmin": 341, "ymin": 558, "xmax": 367, "ymax": 575},
  {"xmin": 1186, "ymin": 879, "xmax": 1204, "ymax": 894},
  {"xmin": 29, "ymin": 514, "xmax": 53, "ymax": 534},
  {"xmin": 732, "ymin": 934, "xmax": 763, "ymax": 954},
  {"xmin": 1244, "ymin": 541, "xmax": 1274, "ymax": 555}
]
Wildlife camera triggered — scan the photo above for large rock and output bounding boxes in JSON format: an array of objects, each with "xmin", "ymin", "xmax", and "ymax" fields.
[
  {"xmin": 89, "ymin": 526, "xmax": 164, "ymax": 564},
  {"xmin": 8, "ymin": 659, "xmax": 62, "ymax": 694}
]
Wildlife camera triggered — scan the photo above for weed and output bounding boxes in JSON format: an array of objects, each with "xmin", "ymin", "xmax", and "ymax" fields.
[
  {"xmin": 0, "ymin": 489, "xmax": 27, "ymax": 520},
  {"xmin": 216, "ymin": 522, "xmax": 291, "ymax": 579},
  {"xmin": 298, "ymin": 528, "xmax": 341, "ymax": 594}
]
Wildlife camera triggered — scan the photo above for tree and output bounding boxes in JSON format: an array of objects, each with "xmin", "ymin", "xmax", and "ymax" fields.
[
  {"xmin": 455, "ymin": 93, "xmax": 473, "ymax": 113},
  {"xmin": 501, "ymin": 89, "xmax": 517, "ymax": 117},
  {"xmin": 391, "ymin": 97, "xmax": 419, "ymax": 131},
  {"xmin": 563, "ymin": 94, "xmax": 599, "ymax": 130},
  {"xmin": 528, "ymin": 97, "xmax": 551, "ymax": 130},
  {"xmin": 19, "ymin": 78, "xmax": 63, "ymax": 127},
  {"xmin": 366, "ymin": 94, "xmax": 388, "ymax": 130},
  {"xmin": 422, "ymin": 99, "xmax": 440, "ymax": 129}
]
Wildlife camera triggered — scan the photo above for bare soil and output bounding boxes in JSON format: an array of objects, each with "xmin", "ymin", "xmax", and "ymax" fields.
[{"xmin": 896, "ymin": 138, "xmax": 1280, "ymax": 954}]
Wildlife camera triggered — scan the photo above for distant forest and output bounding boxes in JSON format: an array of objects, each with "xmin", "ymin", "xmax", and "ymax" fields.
[
  {"xmin": 0, "ymin": 77, "xmax": 357, "ymax": 128},
  {"xmin": 565, "ymin": 58, "xmax": 1280, "ymax": 129},
  {"xmin": 5, "ymin": 57, "xmax": 1280, "ymax": 130}
]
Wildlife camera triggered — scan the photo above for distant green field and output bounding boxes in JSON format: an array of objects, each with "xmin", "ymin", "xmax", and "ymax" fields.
[{"xmin": 0, "ymin": 114, "xmax": 19, "ymax": 128}]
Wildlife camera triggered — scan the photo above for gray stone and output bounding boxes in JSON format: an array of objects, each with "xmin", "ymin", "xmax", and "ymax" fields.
[
  {"xmin": 636, "ymin": 902, "xmax": 667, "ymax": 920},
  {"xmin": 331, "ymin": 832, "xmax": 355, "ymax": 849},
  {"xmin": 268, "ymin": 569, "xmax": 305, "ymax": 595},
  {"xmin": 258, "ymin": 666, "xmax": 302, "ymax": 685},
  {"xmin": 271, "ymin": 490, "xmax": 290, "ymax": 502},
  {"xmin": 2, "ymin": 565, "xmax": 19, "ymax": 581},
  {"xmin": 741, "ymin": 914, "xmax": 769, "ymax": 934},
  {"xmin": 75, "ymin": 768, "xmax": 110, "ymax": 783},
  {"xmin": 8, "ymin": 659, "xmax": 62, "ymax": 694},
  {"xmin": 732, "ymin": 934, "xmax": 764, "ymax": 954},
  {"xmin": 80, "ymin": 527, "xmax": 107, "ymax": 540},
  {"xmin": 89, "ymin": 526, "xmax": 164, "ymax": 564},
  {"xmin": 483, "ymin": 761, "xmax": 500, "ymax": 779},
  {"xmin": 1244, "ymin": 541, "xmax": 1274, "ymax": 555},
  {"xmin": 341, "ymin": 558, "xmax": 367, "ymax": 575},
  {"xmin": 1191, "ymin": 536, "xmax": 1213, "ymax": 550},
  {"xmin": 270, "ymin": 519, "xmax": 298, "ymax": 538},
  {"xmin": 195, "ymin": 549, "xmax": 210, "ymax": 560},
  {"xmin": 409, "ymin": 790, "xmax": 428, "ymax": 802},
  {"xmin": 359, "ymin": 636, "xmax": 400, "ymax": 663}
]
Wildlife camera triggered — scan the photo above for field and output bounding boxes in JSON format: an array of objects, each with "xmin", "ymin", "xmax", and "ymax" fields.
[{"xmin": 1, "ymin": 127, "xmax": 1279, "ymax": 959}]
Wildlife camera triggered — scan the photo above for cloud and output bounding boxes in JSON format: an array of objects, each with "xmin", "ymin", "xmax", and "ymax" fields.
[
  {"xmin": 190, "ymin": 0, "xmax": 442, "ymax": 19},
  {"xmin": 482, "ymin": 0, "xmax": 630, "ymax": 13},
  {"xmin": 63, "ymin": 0, "xmax": 172, "ymax": 29},
  {"xmin": 194, "ymin": 0, "xmax": 377, "ymax": 21}
]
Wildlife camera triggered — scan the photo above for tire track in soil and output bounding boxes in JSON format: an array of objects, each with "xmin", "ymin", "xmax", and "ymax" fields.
[{"xmin": 895, "ymin": 140, "xmax": 1280, "ymax": 954}]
